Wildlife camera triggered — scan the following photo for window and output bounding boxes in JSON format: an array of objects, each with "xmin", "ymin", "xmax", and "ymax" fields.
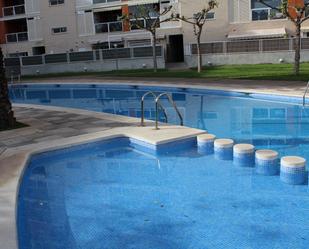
[
  {"xmin": 251, "ymin": 0, "xmax": 283, "ymax": 21},
  {"xmin": 52, "ymin": 27, "xmax": 67, "ymax": 34},
  {"xmin": 32, "ymin": 46, "xmax": 46, "ymax": 55},
  {"xmin": 49, "ymin": 0, "xmax": 64, "ymax": 5},
  {"xmin": 92, "ymin": 41, "xmax": 124, "ymax": 50},
  {"xmin": 206, "ymin": 12, "xmax": 215, "ymax": 20},
  {"xmin": 193, "ymin": 12, "xmax": 215, "ymax": 21},
  {"xmin": 110, "ymin": 41, "xmax": 124, "ymax": 49},
  {"xmin": 8, "ymin": 52, "xmax": 28, "ymax": 57}
]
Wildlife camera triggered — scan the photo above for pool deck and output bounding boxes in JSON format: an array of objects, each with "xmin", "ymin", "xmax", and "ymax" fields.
[
  {"xmin": 0, "ymin": 103, "xmax": 205, "ymax": 249},
  {"xmin": 22, "ymin": 77, "xmax": 308, "ymax": 97}
]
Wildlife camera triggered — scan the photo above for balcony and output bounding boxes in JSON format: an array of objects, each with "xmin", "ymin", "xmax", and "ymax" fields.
[
  {"xmin": 93, "ymin": 0, "xmax": 120, "ymax": 4},
  {"xmin": 2, "ymin": 4, "xmax": 25, "ymax": 17},
  {"xmin": 6, "ymin": 32, "xmax": 28, "ymax": 43},
  {"xmin": 130, "ymin": 18, "xmax": 157, "ymax": 30},
  {"xmin": 95, "ymin": 21, "xmax": 123, "ymax": 33}
]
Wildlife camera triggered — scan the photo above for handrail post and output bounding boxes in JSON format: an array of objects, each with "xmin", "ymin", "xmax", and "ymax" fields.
[
  {"xmin": 303, "ymin": 81, "xmax": 309, "ymax": 107},
  {"xmin": 140, "ymin": 91, "xmax": 168, "ymax": 127},
  {"xmin": 141, "ymin": 99, "xmax": 145, "ymax": 126},
  {"xmin": 155, "ymin": 101, "xmax": 159, "ymax": 130},
  {"xmin": 155, "ymin": 92, "xmax": 184, "ymax": 129}
]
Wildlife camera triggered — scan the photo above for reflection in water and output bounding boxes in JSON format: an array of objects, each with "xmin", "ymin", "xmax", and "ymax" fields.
[{"xmin": 9, "ymin": 84, "xmax": 309, "ymax": 157}]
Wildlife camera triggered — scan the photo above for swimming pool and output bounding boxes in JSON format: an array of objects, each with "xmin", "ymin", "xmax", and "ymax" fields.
[
  {"xmin": 18, "ymin": 137, "xmax": 309, "ymax": 249},
  {"xmin": 9, "ymin": 83, "xmax": 309, "ymax": 160}
]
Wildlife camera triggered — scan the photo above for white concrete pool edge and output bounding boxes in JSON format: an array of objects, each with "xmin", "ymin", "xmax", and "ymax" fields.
[
  {"xmin": 17, "ymin": 80, "xmax": 306, "ymax": 98},
  {"xmin": 0, "ymin": 104, "xmax": 205, "ymax": 249}
]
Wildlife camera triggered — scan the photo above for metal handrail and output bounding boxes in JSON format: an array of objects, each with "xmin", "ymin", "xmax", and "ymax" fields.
[
  {"xmin": 155, "ymin": 93, "xmax": 184, "ymax": 130},
  {"xmin": 303, "ymin": 81, "xmax": 309, "ymax": 106},
  {"xmin": 140, "ymin": 91, "xmax": 168, "ymax": 126}
]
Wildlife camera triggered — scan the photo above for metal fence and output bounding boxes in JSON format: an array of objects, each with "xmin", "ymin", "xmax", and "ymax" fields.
[
  {"xmin": 191, "ymin": 38, "xmax": 309, "ymax": 55},
  {"xmin": 4, "ymin": 46, "xmax": 163, "ymax": 67}
]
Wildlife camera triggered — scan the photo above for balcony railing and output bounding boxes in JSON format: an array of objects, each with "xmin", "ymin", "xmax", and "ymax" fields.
[
  {"xmin": 2, "ymin": 4, "xmax": 25, "ymax": 17},
  {"xmin": 95, "ymin": 21, "xmax": 123, "ymax": 33},
  {"xmin": 130, "ymin": 18, "xmax": 157, "ymax": 30},
  {"xmin": 6, "ymin": 32, "xmax": 28, "ymax": 43},
  {"xmin": 93, "ymin": 0, "xmax": 120, "ymax": 4}
]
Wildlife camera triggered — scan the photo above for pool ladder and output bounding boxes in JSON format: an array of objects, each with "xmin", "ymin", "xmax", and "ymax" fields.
[
  {"xmin": 140, "ymin": 91, "xmax": 184, "ymax": 130},
  {"xmin": 303, "ymin": 81, "xmax": 309, "ymax": 107}
]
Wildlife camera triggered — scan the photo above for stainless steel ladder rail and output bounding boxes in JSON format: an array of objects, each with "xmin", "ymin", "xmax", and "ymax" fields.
[
  {"xmin": 303, "ymin": 81, "xmax": 309, "ymax": 107},
  {"xmin": 155, "ymin": 93, "xmax": 184, "ymax": 130},
  {"xmin": 140, "ymin": 91, "xmax": 168, "ymax": 126}
]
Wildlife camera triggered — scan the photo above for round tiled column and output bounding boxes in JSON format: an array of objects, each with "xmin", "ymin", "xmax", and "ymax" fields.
[
  {"xmin": 280, "ymin": 156, "xmax": 307, "ymax": 185},
  {"xmin": 233, "ymin": 144, "xmax": 255, "ymax": 167},
  {"xmin": 214, "ymin": 139, "xmax": 234, "ymax": 160},
  {"xmin": 197, "ymin": 134, "xmax": 216, "ymax": 155},
  {"xmin": 255, "ymin": 150, "xmax": 279, "ymax": 175}
]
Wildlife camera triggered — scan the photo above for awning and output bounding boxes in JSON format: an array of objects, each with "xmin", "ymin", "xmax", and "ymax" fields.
[
  {"xmin": 128, "ymin": 0, "xmax": 159, "ymax": 6},
  {"xmin": 301, "ymin": 26, "xmax": 309, "ymax": 32},
  {"xmin": 228, "ymin": 28, "xmax": 287, "ymax": 40},
  {"xmin": 93, "ymin": 6, "xmax": 121, "ymax": 12}
]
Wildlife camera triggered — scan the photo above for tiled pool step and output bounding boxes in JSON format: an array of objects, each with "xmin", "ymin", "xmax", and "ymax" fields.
[{"xmin": 197, "ymin": 134, "xmax": 308, "ymax": 186}]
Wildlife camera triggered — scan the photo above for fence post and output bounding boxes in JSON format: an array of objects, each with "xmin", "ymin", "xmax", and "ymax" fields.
[
  {"xmin": 66, "ymin": 52, "xmax": 70, "ymax": 64},
  {"xmin": 19, "ymin": 56, "xmax": 23, "ymax": 67},
  {"xmin": 223, "ymin": 41, "xmax": 227, "ymax": 54},
  {"xmin": 99, "ymin": 49, "xmax": 103, "ymax": 61},
  {"xmin": 93, "ymin": 50, "xmax": 96, "ymax": 61},
  {"xmin": 42, "ymin": 54, "xmax": 46, "ymax": 64},
  {"xmin": 289, "ymin": 38, "xmax": 294, "ymax": 51},
  {"xmin": 130, "ymin": 47, "xmax": 134, "ymax": 58},
  {"xmin": 259, "ymin": 39, "xmax": 263, "ymax": 53}
]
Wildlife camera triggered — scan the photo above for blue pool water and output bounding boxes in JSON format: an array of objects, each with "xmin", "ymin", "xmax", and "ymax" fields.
[
  {"xmin": 18, "ymin": 138, "xmax": 309, "ymax": 249},
  {"xmin": 9, "ymin": 83, "xmax": 309, "ymax": 160}
]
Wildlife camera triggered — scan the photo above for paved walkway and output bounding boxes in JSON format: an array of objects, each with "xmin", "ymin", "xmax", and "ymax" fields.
[
  {"xmin": 23, "ymin": 76, "xmax": 308, "ymax": 97},
  {"xmin": 0, "ymin": 106, "xmax": 136, "ymax": 157}
]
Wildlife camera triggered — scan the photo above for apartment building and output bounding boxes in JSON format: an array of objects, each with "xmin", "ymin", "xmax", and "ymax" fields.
[{"xmin": 0, "ymin": 0, "xmax": 308, "ymax": 62}]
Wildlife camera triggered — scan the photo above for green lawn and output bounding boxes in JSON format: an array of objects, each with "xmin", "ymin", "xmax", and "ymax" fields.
[{"xmin": 22, "ymin": 63, "xmax": 309, "ymax": 82}]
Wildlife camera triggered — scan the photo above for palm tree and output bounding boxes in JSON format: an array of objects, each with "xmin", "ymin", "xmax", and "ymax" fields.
[{"xmin": 0, "ymin": 47, "xmax": 16, "ymax": 130}]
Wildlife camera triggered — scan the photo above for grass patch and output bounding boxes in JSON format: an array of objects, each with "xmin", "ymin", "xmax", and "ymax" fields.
[
  {"xmin": 0, "ymin": 122, "xmax": 28, "ymax": 132},
  {"xmin": 21, "ymin": 63, "xmax": 309, "ymax": 82}
]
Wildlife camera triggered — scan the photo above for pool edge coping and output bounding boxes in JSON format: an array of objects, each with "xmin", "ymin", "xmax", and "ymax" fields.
[{"xmin": 13, "ymin": 81, "xmax": 306, "ymax": 100}]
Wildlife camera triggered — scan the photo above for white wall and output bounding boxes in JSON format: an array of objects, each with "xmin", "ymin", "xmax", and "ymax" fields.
[
  {"xmin": 185, "ymin": 50, "xmax": 309, "ymax": 66},
  {"xmin": 25, "ymin": 0, "xmax": 40, "ymax": 14},
  {"xmin": 20, "ymin": 57, "xmax": 165, "ymax": 75}
]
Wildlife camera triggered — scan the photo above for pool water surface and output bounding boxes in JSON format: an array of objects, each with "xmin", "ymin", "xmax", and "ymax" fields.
[
  {"xmin": 9, "ymin": 83, "xmax": 309, "ymax": 161},
  {"xmin": 18, "ymin": 138, "xmax": 309, "ymax": 249}
]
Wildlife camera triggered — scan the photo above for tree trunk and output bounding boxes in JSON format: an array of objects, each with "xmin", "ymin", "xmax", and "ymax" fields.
[
  {"xmin": 294, "ymin": 23, "xmax": 301, "ymax": 75},
  {"xmin": 0, "ymin": 48, "xmax": 16, "ymax": 130},
  {"xmin": 196, "ymin": 30, "xmax": 202, "ymax": 73},
  {"xmin": 152, "ymin": 32, "xmax": 158, "ymax": 73}
]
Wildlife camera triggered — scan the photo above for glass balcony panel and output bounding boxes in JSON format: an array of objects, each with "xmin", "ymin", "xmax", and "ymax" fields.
[
  {"xmin": 130, "ymin": 20, "xmax": 145, "ymax": 30},
  {"xmin": 109, "ymin": 21, "xmax": 122, "ymax": 32},
  {"xmin": 17, "ymin": 32, "xmax": 28, "ymax": 42},
  {"xmin": 95, "ymin": 23, "xmax": 108, "ymax": 33},
  {"xmin": 3, "ymin": 5, "xmax": 25, "ymax": 16},
  {"xmin": 15, "ymin": 5, "xmax": 25, "ymax": 15},
  {"xmin": 6, "ymin": 34, "xmax": 17, "ymax": 43},
  {"xmin": 3, "ymin": 7, "xmax": 14, "ymax": 16}
]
